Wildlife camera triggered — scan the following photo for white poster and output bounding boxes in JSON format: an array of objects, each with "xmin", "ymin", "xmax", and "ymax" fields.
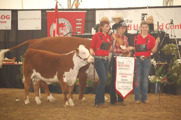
[
  {"xmin": 96, "ymin": 7, "xmax": 181, "ymax": 38},
  {"xmin": 18, "ymin": 11, "xmax": 41, "ymax": 30},
  {"xmin": 0, "ymin": 11, "xmax": 11, "ymax": 30},
  {"xmin": 115, "ymin": 56, "xmax": 134, "ymax": 99}
]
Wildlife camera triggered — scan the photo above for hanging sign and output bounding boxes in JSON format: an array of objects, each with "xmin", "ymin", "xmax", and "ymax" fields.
[
  {"xmin": 47, "ymin": 11, "xmax": 86, "ymax": 37},
  {"xmin": 18, "ymin": 11, "xmax": 41, "ymax": 30},
  {"xmin": 115, "ymin": 56, "xmax": 135, "ymax": 99},
  {"xmin": 0, "ymin": 11, "xmax": 11, "ymax": 30}
]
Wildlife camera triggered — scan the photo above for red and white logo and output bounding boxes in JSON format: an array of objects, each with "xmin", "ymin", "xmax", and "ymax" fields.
[{"xmin": 50, "ymin": 18, "xmax": 72, "ymax": 37}]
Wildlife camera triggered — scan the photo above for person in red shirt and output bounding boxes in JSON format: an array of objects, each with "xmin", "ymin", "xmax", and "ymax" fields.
[
  {"xmin": 90, "ymin": 16, "xmax": 112, "ymax": 108},
  {"xmin": 134, "ymin": 21, "xmax": 160, "ymax": 104}
]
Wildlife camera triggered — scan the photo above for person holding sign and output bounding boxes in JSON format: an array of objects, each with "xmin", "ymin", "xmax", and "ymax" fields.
[
  {"xmin": 110, "ymin": 20, "xmax": 134, "ymax": 105},
  {"xmin": 134, "ymin": 21, "xmax": 160, "ymax": 104},
  {"xmin": 90, "ymin": 16, "xmax": 112, "ymax": 108}
]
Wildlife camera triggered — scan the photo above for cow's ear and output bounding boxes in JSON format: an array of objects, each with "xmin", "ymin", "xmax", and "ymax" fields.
[{"xmin": 75, "ymin": 48, "xmax": 79, "ymax": 55}]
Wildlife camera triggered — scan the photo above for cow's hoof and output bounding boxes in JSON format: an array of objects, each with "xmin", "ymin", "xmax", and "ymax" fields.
[
  {"xmin": 47, "ymin": 94, "xmax": 56, "ymax": 102},
  {"xmin": 24, "ymin": 99, "xmax": 30, "ymax": 104},
  {"xmin": 63, "ymin": 101, "xmax": 69, "ymax": 107},
  {"xmin": 80, "ymin": 97, "xmax": 86, "ymax": 102},
  {"xmin": 68, "ymin": 98, "xmax": 75, "ymax": 106},
  {"xmin": 35, "ymin": 96, "xmax": 42, "ymax": 104},
  {"xmin": 105, "ymin": 96, "xmax": 110, "ymax": 102}
]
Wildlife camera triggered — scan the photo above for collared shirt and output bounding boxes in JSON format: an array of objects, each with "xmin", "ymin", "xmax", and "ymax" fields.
[
  {"xmin": 90, "ymin": 32, "xmax": 112, "ymax": 56},
  {"xmin": 112, "ymin": 34, "xmax": 129, "ymax": 56},
  {"xmin": 134, "ymin": 33, "xmax": 155, "ymax": 57}
]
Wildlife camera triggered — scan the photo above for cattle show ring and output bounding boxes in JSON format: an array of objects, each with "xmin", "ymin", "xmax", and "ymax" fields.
[{"xmin": 1, "ymin": 0, "xmax": 181, "ymax": 120}]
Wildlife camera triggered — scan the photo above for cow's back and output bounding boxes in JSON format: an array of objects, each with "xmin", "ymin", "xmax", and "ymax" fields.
[
  {"xmin": 24, "ymin": 49, "xmax": 74, "ymax": 79},
  {"xmin": 28, "ymin": 36, "xmax": 91, "ymax": 54}
]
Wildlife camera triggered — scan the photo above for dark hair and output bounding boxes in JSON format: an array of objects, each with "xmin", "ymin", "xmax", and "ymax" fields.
[{"xmin": 98, "ymin": 20, "xmax": 110, "ymax": 32}]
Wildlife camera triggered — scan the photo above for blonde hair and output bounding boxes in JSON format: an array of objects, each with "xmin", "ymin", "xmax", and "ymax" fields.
[{"xmin": 147, "ymin": 16, "xmax": 154, "ymax": 23}]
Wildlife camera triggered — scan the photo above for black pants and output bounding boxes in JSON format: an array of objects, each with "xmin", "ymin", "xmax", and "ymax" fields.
[{"xmin": 110, "ymin": 56, "xmax": 124, "ymax": 104}]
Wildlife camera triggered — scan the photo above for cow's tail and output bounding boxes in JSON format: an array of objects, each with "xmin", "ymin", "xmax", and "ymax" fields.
[{"xmin": 0, "ymin": 40, "xmax": 30, "ymax": 68}]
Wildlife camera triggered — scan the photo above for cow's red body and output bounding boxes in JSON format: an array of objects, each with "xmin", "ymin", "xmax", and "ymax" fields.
[
  {"xmin": 26, "ymin": 37, "xmax": 93, "ymax": 100},
  {"xmin": 0, "ymin": 36, "xmax": 99, "ymax": 102},
  {"xmin": 24, "ymin": 45, "xmax": 93, "ymax": 106}
]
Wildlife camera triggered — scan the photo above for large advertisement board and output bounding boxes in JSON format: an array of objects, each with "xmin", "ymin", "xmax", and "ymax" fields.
[{"xmin": 96, "ymin": 7, "xmax": 181, "ymax": 38}]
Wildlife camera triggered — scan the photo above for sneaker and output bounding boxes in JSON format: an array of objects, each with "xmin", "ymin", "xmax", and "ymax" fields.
[{"xmin": 135, "ymin": 101, "xmax": 140, "ymax": 104}]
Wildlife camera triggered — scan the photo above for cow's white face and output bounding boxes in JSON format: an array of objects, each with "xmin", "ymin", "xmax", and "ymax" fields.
[{"xmin": 77, "ymin": 45, "xmax": 94, "ymax": 63}]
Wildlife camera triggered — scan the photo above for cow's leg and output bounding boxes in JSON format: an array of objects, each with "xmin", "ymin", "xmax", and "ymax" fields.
[
  {"xmin": 24, "ymin": 76, "xmax": 32, "ymax": 104},
  {"xmin": 39, "ymin": 81, "xmax": 56, "ymax": 102},
  {"xmin": 68, "ymin": 85, "xmax": 75, "ymax": 106},
  {"xmin": 78, "ymin": 66, "xmax": 89, "ymax": 101},
  {"xmin": 32, "ymin": 80, "xmax": 42, "ymax": 104},
  {"xmin": 59, "ymin": 81, "xmax": 68, "ymax": 107}
]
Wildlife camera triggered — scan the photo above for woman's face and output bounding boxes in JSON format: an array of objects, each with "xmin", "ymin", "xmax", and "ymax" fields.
[
  {"xmin": 101, "ymin": 24, "xmax": 110, "ymax": 33},
  {"xmin": 147, "ymin": 18, "xmax": 153, "ymax": 24},
  {"xmin": 140, "ymin": 24, "xmax": 149, "ymax": 34},
  {"xmin": 117, "ymin": 26, "xmax": 127, "ymax": 35}
]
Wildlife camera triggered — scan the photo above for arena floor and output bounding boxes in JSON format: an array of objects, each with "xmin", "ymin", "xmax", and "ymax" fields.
[{"xmin": 0, "ymin": 88, "xmax": 181, "ymax": 120}]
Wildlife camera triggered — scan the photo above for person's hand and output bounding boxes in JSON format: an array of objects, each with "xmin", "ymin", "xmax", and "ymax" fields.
[
  {"xmin": 156, "ymin": 37, "xmax": 160, "ymax": 44},
  {"xmin": 89, "ymin": 49, "xmax": 95, "ymax": 56},
  {"xmin": 128, "ymin": 46, "xmax": 135, "ymax": 51},
  {"xmin": 112, "ymin": 33, "xmax": 116, "ymax": 39},
  {"xmin": 108, "ymin": 29, "xmax": 113, "ymax": 35}
]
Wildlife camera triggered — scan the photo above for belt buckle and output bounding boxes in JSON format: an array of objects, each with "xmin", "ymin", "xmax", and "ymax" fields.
[{"xmin": 140, "ymin": 56, "xmax": 145, "ymax": 60}]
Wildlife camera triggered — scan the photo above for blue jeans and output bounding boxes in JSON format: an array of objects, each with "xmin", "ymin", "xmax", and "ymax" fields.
[
  {"xmin": 134, "ymin": 58, "xmax": 151, "ymax": 102},
  {"xmin": 94, "ymin": 58, "xmax": 109, "ymax": 105},
  {"xmin": 110, "ymin": 56, "xmax": 124, "ymax": 104}
]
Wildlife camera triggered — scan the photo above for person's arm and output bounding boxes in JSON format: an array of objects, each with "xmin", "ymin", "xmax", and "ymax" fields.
[
  {"xmin": 109, "ymin": 33, "xmax": 116, "ymax": 52},
  {"xmin": 89, "ymin": 34, "xmax": 97, "ymax": 56},
  {"xmin": 89, "ymin": 48, "xmax": 95, "ymax": 56},
  {"xmin": 151, "ymin": 37, "xmax": 160, "ymax": 53}
]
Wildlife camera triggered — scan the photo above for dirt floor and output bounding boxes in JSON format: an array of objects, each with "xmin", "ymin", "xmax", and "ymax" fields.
[{"xmin": 0, "ymin": 88, "xmax": 181, "ymax": 120}]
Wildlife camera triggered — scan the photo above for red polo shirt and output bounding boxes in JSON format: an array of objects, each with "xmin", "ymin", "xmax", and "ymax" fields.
[
  {"xmin": 90, "ymin": 32, "xmax": 112, "ymax": 56},
  {"xmin": 134, "ymin": 33, "xmax": 155, "ymax": 57}
]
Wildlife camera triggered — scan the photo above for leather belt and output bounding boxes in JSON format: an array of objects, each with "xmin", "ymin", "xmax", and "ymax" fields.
[
  {"xmin": 136, "ymin": 56, "xmax": 151, "ymax": 60},
  {"xmin": 94, "ymin": 56, "xmax": 108, "ymax": 60}
]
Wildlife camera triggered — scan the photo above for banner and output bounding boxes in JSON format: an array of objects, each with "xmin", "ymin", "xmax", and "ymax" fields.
[
  {"xmin": 0, "ymin": 11, "xmax": 11, "ymax": 30},
  {"xmin": 18, "ymin": 11, "xmax": 41, "ymax": 30},
  {"xmin": 47, "ymin": 11, "xmax": 86, "ymax": 37},
  {"xmin": 96, "ymin": 7, "xmax": 181, "ymax": 38},
  {"xmin": 115, "ymin": 56, "xmax": 135, "ymax": 99},
  {"xmin": 53, "ymin": 3, "xmax": 59, "ymax": 37}
]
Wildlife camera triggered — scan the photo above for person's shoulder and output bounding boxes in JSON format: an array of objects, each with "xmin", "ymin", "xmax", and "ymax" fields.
[
  {"xmin": 134, "ymin": 34, "xmax": 141, "ymax": 39},
  {"xmin": 123, "ymin": 34, "xmax": 128, "ymax": 39},
  {"xmin": 92, "ymin": 32, "xmax": 101, "ymax": 39}
]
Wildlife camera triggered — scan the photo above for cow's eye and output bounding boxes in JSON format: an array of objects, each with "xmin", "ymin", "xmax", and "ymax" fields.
[{"xmin": 82, "ymin": 52, "xmax": 86, "ymax": 54}]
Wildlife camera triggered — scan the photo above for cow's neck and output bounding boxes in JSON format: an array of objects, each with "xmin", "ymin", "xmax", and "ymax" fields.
[{"xmin": 73, "ymin": 54, "xmax": 87, "ymax": 70}]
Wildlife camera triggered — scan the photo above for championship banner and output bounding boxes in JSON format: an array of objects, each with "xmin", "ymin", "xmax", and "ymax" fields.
[
  {"xmin": 47, "ymin": 11, "xmax": 86, "ymax": 37},
  {"xmin": 115, "ymin": 56, "xmax": 135, "ymax": 99},
  {"xmin": 0, "ymin": 11, "xmax": 11, "ymax": 30}
]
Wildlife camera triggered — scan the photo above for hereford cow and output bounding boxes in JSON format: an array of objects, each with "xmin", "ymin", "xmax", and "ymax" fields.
[
  {"xmin": 0, "ymin": 36, "xmax": 99, "ymax": 101},
  {"xmin": 24, "ymin": 45, "xmax": 94, "ymax": 106}
]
